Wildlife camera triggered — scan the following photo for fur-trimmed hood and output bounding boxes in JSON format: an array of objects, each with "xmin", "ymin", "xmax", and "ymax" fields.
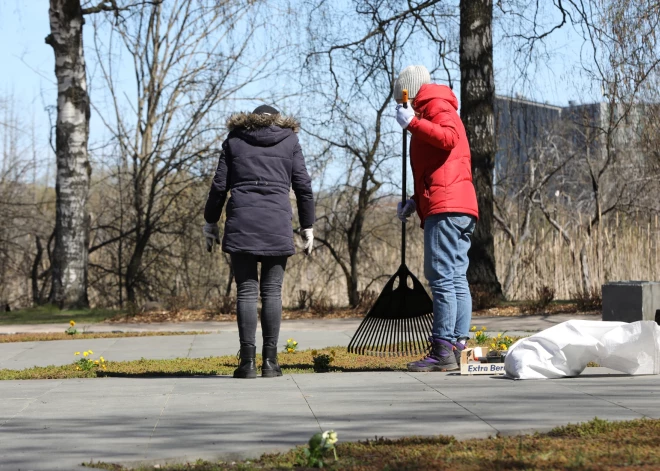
[{"xmin": 226, "ymin": 112, "xmax": 300, "ymax": 133}]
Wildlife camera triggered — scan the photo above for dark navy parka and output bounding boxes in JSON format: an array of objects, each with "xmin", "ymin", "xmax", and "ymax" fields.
[{"xmin": 204, "ymin": 112, "xmax": 315, "ymax": 257}]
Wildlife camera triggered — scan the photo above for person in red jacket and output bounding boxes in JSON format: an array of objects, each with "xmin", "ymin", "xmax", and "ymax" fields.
[{"xmin": 394, "ymin": 65, "xmax": 479, "ymax": 372}]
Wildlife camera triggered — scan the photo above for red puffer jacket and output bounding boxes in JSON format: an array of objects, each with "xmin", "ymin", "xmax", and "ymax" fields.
[{"xmin": 407, "ymin": 84, "xmax": 479, "ymax": 227}]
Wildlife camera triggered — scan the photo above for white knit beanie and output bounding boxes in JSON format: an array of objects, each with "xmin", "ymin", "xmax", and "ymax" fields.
[{"xmin": 394, "ymin": 65, "xmax": 431, "ymax": 102}]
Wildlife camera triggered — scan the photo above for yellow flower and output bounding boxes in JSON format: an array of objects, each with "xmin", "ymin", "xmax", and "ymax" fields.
[
  {"xmin": 76, "ymin": 367, "xmax": 80, "ymax": 371},
  {"xmin": 490, "ymin": 343, "xmax": 496, "ymax": 349},
  {"xmin": 470, "ymin": 326, "xmax": 476, "ymax": 332},
  {"xmin": 88, "ymin": 350, "xmax": 93, "ymax": 354},
  {"xmin": 287, "ymin": 348, "xmax": 294, "ymax": 353},
  {"xmin": 74, "ymin": 352, "xmax": 80, "ymax": 356},
  {"xmin": 287, "ymin": 338, "xmax": 293, "ymax": 343},
  {"xmin": 481, "ymin": 326, "xmax": 487, "ymax": 331},
  {"xmin": 500, "ymin": 344, "xmax": 508, "ymax": 351},
  {"xmin": 83, "ymin": 352, "xmax": 89, "ymax": 357},
  {"xmin": 94, "ymin": 360, "xmax": 99, "ymax": 364},
  {"xmin": 497, "ymin": 333, "xmax": 502, "ymax": 338},
  {"xmin": 70, "ymin": 320, "xmax": 76, "ymax": 326},
  {"xmin": 293, "ymin": 341, "xmax": 298, "ymax": 346}
]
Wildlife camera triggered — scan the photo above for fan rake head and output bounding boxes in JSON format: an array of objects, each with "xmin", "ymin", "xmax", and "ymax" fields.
[{"xmin": 348, "ymin": 264, "xmax": 433, "ymax": 357}]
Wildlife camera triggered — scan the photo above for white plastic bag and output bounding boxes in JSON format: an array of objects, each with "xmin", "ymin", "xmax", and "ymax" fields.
[{"xmin": 504, "ymin": 320, "xmax": 660, "ymax": 379}]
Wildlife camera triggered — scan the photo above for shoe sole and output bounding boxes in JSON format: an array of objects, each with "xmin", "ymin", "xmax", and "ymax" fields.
[
  {"xmin": 407, "ymin": 365, "xmax": 459, "ymax": 373},
  {"xmin": 262, "ymin": 369, "xmax": 283, "ymax": 378},
  {"xmin": 233, "ymin": 372, "xmax": 257, "ymax": 379}
]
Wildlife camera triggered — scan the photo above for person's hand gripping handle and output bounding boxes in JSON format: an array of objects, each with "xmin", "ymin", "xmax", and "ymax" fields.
[{"xmin": 396, "ymin": 89, "xmax": 414, "ymax": 129}]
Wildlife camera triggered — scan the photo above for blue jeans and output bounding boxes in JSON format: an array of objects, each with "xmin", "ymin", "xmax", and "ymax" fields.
[{"xmin": 424, "ymin": 213, "xmax": 476, "ymax": 343}]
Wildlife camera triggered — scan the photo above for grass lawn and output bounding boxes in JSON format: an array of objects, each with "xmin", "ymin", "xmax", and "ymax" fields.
[
  {"xmin": 87, "ymin": 417, "xmax": 660, "ymax": 470},
  {"xmin": 0, "ymin": 337, "xmax": 517, "ymax": 380},
  {"xmin": 0, "ymin": 346, "xmax": 415, "ymax": 380},
  {"xmin": 0, "ymin": 331, "xmax": 210, "ymax": 343},
  {"xmin": 0, "ymin": 305, "xmax": 121, "ymax": 325}
]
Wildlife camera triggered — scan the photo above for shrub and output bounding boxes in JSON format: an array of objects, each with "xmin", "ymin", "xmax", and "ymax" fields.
[
  {"xmin": 165, "ymin": 295, "xmax": 189, "ymax": 315},
  {"xmin": 470, "ymin": 286, "xmax": 501, "ymax": 310},
  {"xmin": 297, "ymin": 290, "xmax": 311, "ymax": 310},
  {"xmin": 357, "ymin": 290, "xmax": 378, "ymax": 311},
  {"xmin": 217, "ymin": 295, "xmax": 236, "ymax": 315},
  {"xmin": 573, "ymin": 287, "xmax": 602, "ymax": 312},
  {"xmin": 523, "ymin": 285, "xmax": 556, "ymax": 314},
  {"xmin": 310, "ymin": 295, "xmax": 334, "ymax": 315}
]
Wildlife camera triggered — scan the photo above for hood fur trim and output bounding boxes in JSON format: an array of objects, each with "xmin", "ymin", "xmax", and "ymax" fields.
[{"xmin": 226, "ymin": 112, "xmax": 300, "ymax": 133}]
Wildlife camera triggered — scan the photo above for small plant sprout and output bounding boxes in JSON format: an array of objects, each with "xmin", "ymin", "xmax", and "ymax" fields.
[
  {"xmin": 74, "ymin": 350, "xmax": 107, "ymax": 372},
  {"xmin": 65, "ymin": 320, "xmax": 78, "ymax": 336},
  {"xmin": 312, "ymin": 350, "xmax": 335, "ymax": 372},
  {"xmin": 490, "ymin": 333, "xmax": 515, "ymax": 352},
  {"xmin": 301, "ymin": 429, "xmax": 338, "ymax": 467},
  {"xmin": 284, "ymin": 338, "xmax": 299, "ymax": 353},
  {"xmin": 472, "ymin": 325, "xmax": 490, "ymax": 345}
]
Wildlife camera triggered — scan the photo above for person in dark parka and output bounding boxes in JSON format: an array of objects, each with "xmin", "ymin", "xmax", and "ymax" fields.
[{"xmin": 203, "ymin": 105, "xmax": 315, "ymax": 379}]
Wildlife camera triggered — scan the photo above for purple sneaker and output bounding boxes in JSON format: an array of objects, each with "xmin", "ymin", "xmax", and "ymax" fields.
[
  {"xmin": 454, "ymin": 339, "xmax": 468, "ymax": 365},
  {"xmin": 407, "ymin": 338, "xmax": 459, "ymax": 372}
]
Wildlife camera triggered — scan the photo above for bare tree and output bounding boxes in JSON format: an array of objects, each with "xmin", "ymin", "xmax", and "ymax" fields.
[
  {"xmin": 500, "ymin": 0, "xmax": 660, "ymax": 292},
  {"xmin": 88, "ymin": 0, "xmax": 276, "ymax": 304},
  {"xmin": 301, "ymin": 0, "xmax": 456, "ymax": 307},
  {"xmin": 459, "ymin": 0, "xmax": 503, "ymax": 297},
  {"xmin": 45, "ymin": 0, "xmax": 93, "ymax": 308},
  {"xmin": 45, "ymin": 0, "xmax": 161, "ymax": 309}
]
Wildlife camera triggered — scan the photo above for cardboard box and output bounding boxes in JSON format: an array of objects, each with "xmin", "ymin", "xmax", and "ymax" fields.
[{"xmin": 460, "ymin": 347, "xmax": 506, "ymax": 375}]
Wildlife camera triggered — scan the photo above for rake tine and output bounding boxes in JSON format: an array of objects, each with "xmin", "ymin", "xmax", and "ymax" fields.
[
  {"xmin": 381, "ymin": 317, "xmax": 392, "ymax": 357},
  {"xmin": 414, "ymin": 313, "xmax": 428, "ymax": 355},
  {"xmin": 391, "ymin": 318, "xmax": 400, "ymax": 357},
  {"xmin": 401, "ymin": 316, "xmax": 409, "ymax": 356},
  {"xmin": 382, "ymin": 318, "xmax": 392, "ymax": 357},
  {"xmin": 361, "ymin": 316, "xmax": 380, "ymax": 355},
  {"xmin": 398, "ymin": 304, "xmax": 407, "ymax": 356},
  {"xmin": 392, "ymin": 318, "xmax": 401, "ymax": 357},
  {"xmin": 386, "ymin": 317, "xmax": 395, "ymax": 357},
  {"xmin": 365, "ymin": 316, "xmax": 384, "ymax": 355},
  {"xmin": 355, "ymin": 317, "xmax": 375, "ymax": 355},
  {"xmin": 395, "ymin": 319, "xmax": 402, "ymax": 357},
  {"xmin": 423, "ymin": 313, "xmax": 433, "ymax": 351},
  {"xmin": 405, "ymin": 316, "xmax": 413, "ymax": 356},
  {"xmin": 371, "ymin": 318, "xmax": 387, "ymax": 356}
]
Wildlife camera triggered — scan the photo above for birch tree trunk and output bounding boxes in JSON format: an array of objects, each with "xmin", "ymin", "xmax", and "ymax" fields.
[
  {"xmin": 459, "ymin": 0, "xmax": 503, "ymax": 298},
  {"xmin": 46, "ymin": 0, "xmax": 91, "ymax": 309}
]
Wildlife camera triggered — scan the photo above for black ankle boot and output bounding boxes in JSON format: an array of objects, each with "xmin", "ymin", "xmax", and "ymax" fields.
[
  {"xmin": 233, "ymin": 346, "xmax": 257, "ymax": 379},
  {"xmin": 261, "ymin": 346, "xmax": 283, "ymax": 378}
]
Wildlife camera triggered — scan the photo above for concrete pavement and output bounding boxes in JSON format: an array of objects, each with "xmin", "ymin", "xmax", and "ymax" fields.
[
  {"xmin": 0, "ymin": 313, "xmax": 600, "ymax": 334},
  {"xmin": 0, "ymin": 369, "xmax": 657, "ymax": 470}
]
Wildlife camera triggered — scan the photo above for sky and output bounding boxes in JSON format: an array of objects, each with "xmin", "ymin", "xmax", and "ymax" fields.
[{"xmin": 0, "ymin": 0, "xmax": 599, "ymax": 187}]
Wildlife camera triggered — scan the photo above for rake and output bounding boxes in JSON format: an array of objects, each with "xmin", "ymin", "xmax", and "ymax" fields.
[{"xmin": 347, "ymin": 90, "xmax": 433, "ymax": 357}]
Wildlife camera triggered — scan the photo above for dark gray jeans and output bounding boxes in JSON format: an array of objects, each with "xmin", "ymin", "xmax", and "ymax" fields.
[{"xmin": 231, "ymin": 253, "xmax": 288, "ymax": 349}]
